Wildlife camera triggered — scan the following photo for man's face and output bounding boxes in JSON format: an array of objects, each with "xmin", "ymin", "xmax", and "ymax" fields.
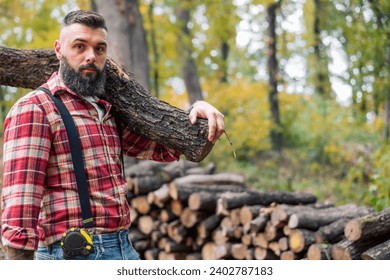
[{"xmin": 54, "ymin": 23, "xmax": 108, "ymax": 97}]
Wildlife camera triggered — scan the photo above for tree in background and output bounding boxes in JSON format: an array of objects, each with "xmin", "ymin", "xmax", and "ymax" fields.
[
  {"xmin": 266, "ymin": 0, "xmax": 283, "ymax": 151},
  {"xmin": 175, "ymin": 0, "xmax": 203, "ymax": 103},
  {"xmin": 0, "ymin": 0, "xmax": 89, "ymax": 127},
  {"xmin": 92, "ymin": 0, "xmax": 150, "ymax": 91},
  {"xmin": 304, "ymin": 0, "xmax": 331, "ymax": 98}
]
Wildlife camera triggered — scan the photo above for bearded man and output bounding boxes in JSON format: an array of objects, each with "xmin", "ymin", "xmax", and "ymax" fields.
[{"xmin": 1, "ymin": 10, "xmax": 224, "ymax": 260}]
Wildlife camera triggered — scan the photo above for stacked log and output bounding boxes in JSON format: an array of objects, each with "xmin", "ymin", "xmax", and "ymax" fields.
[
  {"xmin": 124, "ymin": 160, "xmax": 389, "ymax": 260},
  {"xmin": 331, "ymin": 208, "xmax": 390, "ymax": 260}
]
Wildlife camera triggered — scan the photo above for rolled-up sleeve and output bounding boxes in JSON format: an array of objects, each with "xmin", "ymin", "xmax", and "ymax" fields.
[
  {"xmin": 121, "ymin": 126, "xmax": 180, "ymax": 162},
  {"xmin": 1, "ymin": 99, "xmax": 51, "ymax": 250}
]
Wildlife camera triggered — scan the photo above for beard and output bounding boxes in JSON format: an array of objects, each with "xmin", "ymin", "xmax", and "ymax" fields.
[{"xmin": 60, "ymin": 56, "xmax": 107, "ymax": 98}]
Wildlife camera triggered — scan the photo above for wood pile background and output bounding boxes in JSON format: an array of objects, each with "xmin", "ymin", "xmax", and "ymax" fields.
[{"xmin": 125, "ymin": 160, "xmax": 390, "ymax": 260}]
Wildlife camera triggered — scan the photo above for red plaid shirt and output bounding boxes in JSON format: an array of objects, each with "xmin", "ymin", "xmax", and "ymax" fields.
[{"xmin": 1, "ymin": 72, "xmax": 180, "ymax": 250}]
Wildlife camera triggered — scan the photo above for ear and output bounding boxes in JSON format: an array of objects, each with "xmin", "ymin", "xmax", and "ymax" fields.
[{"xmin": 54, "ymin": 40, "xmax": 62, "ymax": 60}]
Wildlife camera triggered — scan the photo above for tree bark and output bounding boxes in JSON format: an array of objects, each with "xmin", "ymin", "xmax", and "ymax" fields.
[
  {"xmin": 127, "ymin": 0, "xmax": 150, "ymax": 91},
  {"xmin": 287, "ymin": 204, "xmax": 373, "ymax": 230},
  {"xmin": 148, "ymin": 0, "xmax": 160, "ymax": 97},
  {"xmin": 0, "ymin": 46, "xmax": 213, "ymax": 162},
  {"xmin": 344, "ymin": 207, "xmax": 390, "ymax": 242},
  {"xmin": 216, "ymin": 191, "xmax": 317, "ymax": 215},
  {"xmin": 332, "ymin": 237, "xmax": 388, "ymax": 260},
  {"xmin": 266, "ymin": 1, "xmax": 283, "ymax": 150},
  {"xmin": 361, "ymin": 239, "xmax": 390, "ymax": 260},
  {"xmin": 312, "ymin": 0, "xmax": 331, "ymax": 97},
  {"xmin": 314, "ymin": 218, "xmax": 349, "ymax": 244},
  {"xmin": 92, "ymin": 0, "xmax": 133, "ymax": 71},
  {"xmin": 93, "ymin": 0, "xmax": 150, "ymax": 91},
  {"xmin": 289, "ymin": 229, "xmax": 316, "ymax": 253},
  {"xmin": 176, "ymin": 1, "xmax": 204, "ymax": 103}
]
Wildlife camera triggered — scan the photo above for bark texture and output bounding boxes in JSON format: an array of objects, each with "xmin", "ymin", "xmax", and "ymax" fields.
[{"xmin": 0, "ymin": 46, "xmax": 213, "ymax": 162}]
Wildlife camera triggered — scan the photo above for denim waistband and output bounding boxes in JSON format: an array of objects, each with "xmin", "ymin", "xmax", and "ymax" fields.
[
  {"xmin": 47, "ymin": 229, "xmax": 129, "ymax": 253},
  {"xmin": 91, "ymin": 230, "xmax": 129, "ymax": 246},
  {"xmin": 38, "ymin": 229, "xmax": 140, "ymax": 260}
]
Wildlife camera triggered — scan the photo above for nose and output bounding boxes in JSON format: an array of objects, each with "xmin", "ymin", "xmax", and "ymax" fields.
[{"xmin": 85, "ymin": 48, "xmax": 96, "ymax": 64}]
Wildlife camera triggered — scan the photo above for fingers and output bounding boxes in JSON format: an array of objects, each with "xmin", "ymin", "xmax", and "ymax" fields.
[
  {"xmin": 207, "ymin": 111, "xmax": 225, "ymax": 143},
  {"xmin": 188, "ymin": 101, "xmax": 225, "ymax": 144},
  {"xmin": 189, "ymin": 108, "xmax": 198, "ymax": 125}
]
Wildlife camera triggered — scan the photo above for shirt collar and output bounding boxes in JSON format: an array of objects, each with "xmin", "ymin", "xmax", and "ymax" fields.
[{"xmin": 45, "ymin": 72, "xmax": 79, "ymax": 98}]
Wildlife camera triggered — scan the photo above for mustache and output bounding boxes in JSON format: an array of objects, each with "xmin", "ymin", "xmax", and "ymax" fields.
[{"xmin": 79, "ymin": 63, "xmax": 100, "ymax": 72}]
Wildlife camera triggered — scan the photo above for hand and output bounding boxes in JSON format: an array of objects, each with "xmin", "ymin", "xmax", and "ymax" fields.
[
  {"xmin": 188, "ymin": 101, "xmax": 225, "ymax": 144},
  {"xmin": 6, "ymin": 247, "xmax": 35, "ymax": 260}
]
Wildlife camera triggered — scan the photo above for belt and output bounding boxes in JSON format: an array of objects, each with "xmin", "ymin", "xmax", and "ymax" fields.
[{"xmin": 48, "ymin": 230, "xmax": 129, "ymax": 254}]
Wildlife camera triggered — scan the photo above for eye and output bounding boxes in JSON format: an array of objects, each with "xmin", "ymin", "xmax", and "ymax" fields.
[
  {"xmin": 96, "ymin": 46, "xmax": 106, "ymax": 54},
  {"xmin": 74, "ymin": 44, "xmax": 84, "ymax": 50}
]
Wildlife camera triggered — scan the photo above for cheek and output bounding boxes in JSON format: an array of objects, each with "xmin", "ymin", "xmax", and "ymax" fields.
[
  {"xmin": 96, "ymin": 57, "xmax": 107, "ymax": 70},
  {"xmin": 65, "ymin": 55, "xmax": 84, "ymax": 69}
]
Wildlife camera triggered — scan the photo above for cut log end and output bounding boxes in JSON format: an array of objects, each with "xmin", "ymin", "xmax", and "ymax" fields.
[{"xmin": 344, "ymin": 219, "xmax": 362, "ymax": 241}]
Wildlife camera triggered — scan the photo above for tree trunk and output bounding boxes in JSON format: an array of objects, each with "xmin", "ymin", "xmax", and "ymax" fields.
[
  {"xmin": 220, "ymin": 41, "xmax": 229, "ymax": 83},
  {"xmin": 0, "ymin": 46, "xmax": 213, "ymax": 162},
  {"xmin": 312, "ymin": 0, "xmax": 331, "ymax": 97},
  {"xmin": 127, "ymin": 0, "xmax": 150, "ymax": 91},
  {"xmin": 92, "ymin": 0, "xmax": 132, "ymax": 71},
  {"xmin": 176, "ymin": 1, "xmax": 203, "ymax": 103},
  {"xmin": 93, "ymin": 0, "xmax": 150, "ymax": 91},
  {"xmin": 266, "ymin": 1, "xmax": 283, "ymax": 151},
  {"xmin": 148, "ymin": 0, "xmax": 160, "ymax": 97}
]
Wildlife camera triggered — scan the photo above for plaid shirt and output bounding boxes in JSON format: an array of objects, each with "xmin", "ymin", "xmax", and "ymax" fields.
[{"xmin": 1, "ymin": 72, "xmax": 180, "ymax": 250}]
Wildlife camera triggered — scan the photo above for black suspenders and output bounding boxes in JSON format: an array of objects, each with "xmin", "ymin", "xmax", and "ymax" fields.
[{"xmin": 38, "ymin": 87, "xmax": 94, "ymax": 228}]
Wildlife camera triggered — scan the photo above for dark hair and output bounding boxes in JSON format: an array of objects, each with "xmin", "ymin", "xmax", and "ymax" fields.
[{"xmin": 62, "ymin": 10, "xmax": 107, "ymax": 31}]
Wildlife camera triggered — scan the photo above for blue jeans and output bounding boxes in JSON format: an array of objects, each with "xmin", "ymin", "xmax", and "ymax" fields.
[{"xmin": 35, "ymin": 230, "xmax": 140, "ymax": 260}]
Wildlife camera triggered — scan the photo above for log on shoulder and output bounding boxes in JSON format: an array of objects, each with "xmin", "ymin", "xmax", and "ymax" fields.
[{"xmin": 0, "ymin": 46, "xmax": 213, "ymax": 162}]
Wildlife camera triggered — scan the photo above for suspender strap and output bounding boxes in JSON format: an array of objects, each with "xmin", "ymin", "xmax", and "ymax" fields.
[
  {"xmin": 114, "ymin": 116, "xmax": 126, "ymax": 178},
  {"xmin": 38, "ymin": 87, "xmax": 94, "ymax": 228}
]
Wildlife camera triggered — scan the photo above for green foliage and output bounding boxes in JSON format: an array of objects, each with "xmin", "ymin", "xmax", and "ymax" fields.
[
  {"xmin": 0, "ymin": 0, "xmax": 87, "ymax": 48},
  {"xmin": 203, "ymin": 89, "xmax": 388, "ymax": 209},
  {"xmin": 0, "ymin": 0, "xmax": 87, "ymax": 125},
  {"xmin": 205, "ymin": 80, "xmax": 273, "ymax": 160},
  {"xmin": 370, "ymin": 144, "xmax": 390, "ymax": 210}
]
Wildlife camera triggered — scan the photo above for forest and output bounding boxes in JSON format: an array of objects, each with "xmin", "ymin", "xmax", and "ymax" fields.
[{"xmin": 0, "ymin": 0, "xmax": 389, "ymax": 211}]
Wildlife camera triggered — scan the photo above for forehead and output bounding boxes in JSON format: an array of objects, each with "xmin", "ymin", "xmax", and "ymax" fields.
[{"xmin": 59, "ymin": 23, "xmax": 108, "ymax": 44}]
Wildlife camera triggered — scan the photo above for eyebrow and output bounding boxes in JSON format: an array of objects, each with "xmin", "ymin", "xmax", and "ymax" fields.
[{"xmin": 72, "ymin": 38, "xmax": 107, "ymax": 47}]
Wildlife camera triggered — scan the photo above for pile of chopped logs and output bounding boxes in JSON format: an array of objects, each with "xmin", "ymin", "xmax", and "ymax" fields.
[{"xmin": 124, "ymin": 160, "xmax": 390, "ymax": 260}]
